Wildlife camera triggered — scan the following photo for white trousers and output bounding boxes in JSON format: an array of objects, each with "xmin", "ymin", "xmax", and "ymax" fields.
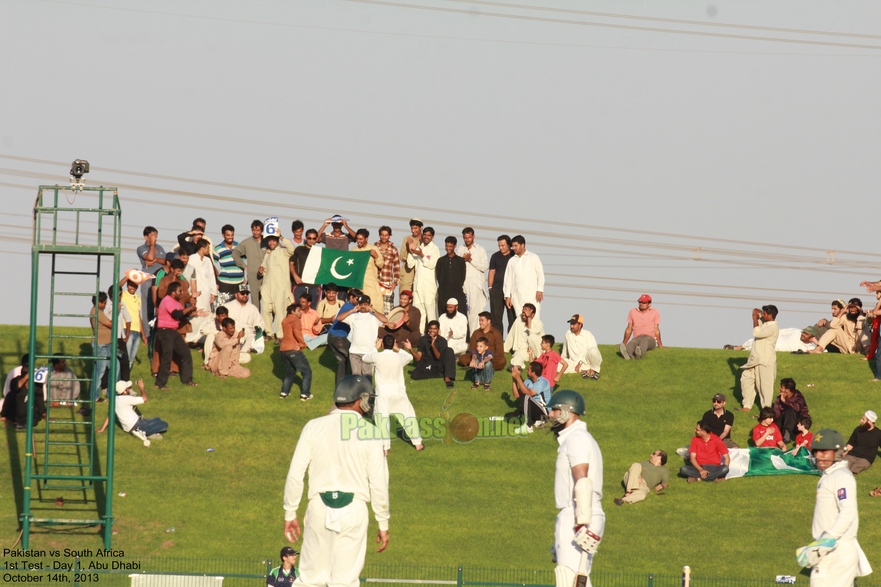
[
  {"xmin": 299, "ymin": 498, "xmax": 369, "ymax": 587},
  {"xmin": 463, "ymin": 284, "xmax": 488, "ymax": 334},
  {"xmin": 511, "ymin": 292, "xmax": 541, "ymax": 321},
  {"xmin": 375, "ymin": 394, "xmax": 423, "ymax": 450},
  {"xmin": 413, "ymin": 284, "xmax": 437, "ymax": 330},
  {"xmin": 811, "ymin": 539, "xmax": 871, "ymax": 587},
  {"xmin": 562, "ymin": 349, "xmax": 603, "ymax": 374},
  {"xmin": 555, "ymin": 506, "xmax": 605, "ymax": 587}
]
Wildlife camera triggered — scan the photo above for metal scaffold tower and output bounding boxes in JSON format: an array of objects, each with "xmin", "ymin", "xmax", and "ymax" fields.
[{"xmin": 22, "ymin": 171, "xmax": 122, "ymax": 549}]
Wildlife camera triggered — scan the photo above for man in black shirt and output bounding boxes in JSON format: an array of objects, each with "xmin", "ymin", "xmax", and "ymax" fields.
[
  {"xmin": 435, "ymin": 236, "xmax": 467, "ymax": 317},
  {"xmin": 488, "ymin": 235, "xmax": 516, "ymax": 333},
  {"xmin": 405, "ymin": 321, "xmax": 456, "ymax": 388},
  {"xmin": 701, "ymin": 393, "xmax": 738, "ymax": 448},
  {"xmin": 0, "ymin": 354, "xmax": 45, "ymax": 431},
  {"xmin": 290, "ymin": 228, "xmax": 321, "ymax": 308},
  {"xmin": 843, "ymin": 410, "xmax": 881, "ymax": 474}
]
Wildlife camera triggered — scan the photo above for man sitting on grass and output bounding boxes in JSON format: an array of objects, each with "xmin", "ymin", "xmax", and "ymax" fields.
[
  {"xmin": 680, "ymin": 421, "xmax": 730, "ymax": 483},
  {"xmin": 98, "ymin": 379, "xmax": 168, "ymax": 447},
  {"xmin": 614, "ymin": 450, "xmax": 669, "ymax": 506},
  {"xmin": 508, "ymin": 361, "xmax": 550, "ymax": 435}
]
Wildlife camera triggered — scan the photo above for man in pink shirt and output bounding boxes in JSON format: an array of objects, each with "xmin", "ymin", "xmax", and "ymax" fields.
[
  {"xmin": 620, "ymin": 294, "xmax": 663, "ymax": 360},
  {"xmin": 155, "ymin": 281, "xmax": 203, "ymax": 389}
]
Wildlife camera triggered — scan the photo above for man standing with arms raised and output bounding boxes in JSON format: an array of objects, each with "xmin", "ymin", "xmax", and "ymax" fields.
[
  {"xmin": 456, "ymin": 227, "xmax": 488, "ymax": 336},
  {"xmin": 503, "ymin": 235, "xmax": 545, "ymax": 320},
  {"xmin": 284, "ymin": 375, "xmax": 390, "ymax": 587},
  {"xmin": 547, "ymin": 390, "xmax": 604, "ymax": 587},
  {"xmin": 738, "ymin": 305, "xmax": 779, "ymax": 412}
]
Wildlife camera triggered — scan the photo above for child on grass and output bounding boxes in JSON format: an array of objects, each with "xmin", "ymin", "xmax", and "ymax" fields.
[
  {"xmin": 790, "ymin": 416, "xmax": 814, "ymax": 455},
  {"xmin": 529, "ymin": 334, "xmax": 567, "ymax": 389},
  {"xmin": 752, "ymin": 407, "xmax": 785, "ymax": 449},
  {"xmin": 470, "ymin": 337, "xmax": 494, "ymax": 390}
]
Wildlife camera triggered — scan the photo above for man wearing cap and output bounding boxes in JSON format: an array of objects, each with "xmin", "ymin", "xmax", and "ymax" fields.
[
  {"xmin": 504, "ymin": 303, "xmax": 545, "ymax": 369},
  {"xmin": 561, "ymin": 315, "xmax": 602, "ymax": 380},
  {"xmin": 458, "ymin": 311, "xmax": 506, "ymax": 371},
  {"xmin": 620, "ymin": 295, "xmax": 662, "ymax": 360},
  {"xmin": 378, "ymin": 290, "xmax": 422, "ymax": 349},
  {"xmin": 232, "ymin": 220, "xmax": 266, "ymax": 309},
  {"xmin": 407, "ymin": 227, "xmax": 440, "ymax": 330},
  {"xmin": 267, "ymin": 547, "xmax": 299, "ymax": 586},
  {"xmin": 738, "ymin": 306, "xmax": 779, "ymax": 412},
  {"xmin": 97, "ymin": 379, "xmax": 168, "ymax": 447},
  {"xmin": 317, "ymin": 215, "xmax": 356, "ymax": 251},
  {"xmin": 226, "ymin": 284, "xmax": 265, "ymax": 355},
  {"xmin": 797, "ymin": 428, "xmax": 872, "ymax": 585},
  {"xmin": 456, "ymin": 228, "xmax": 489, "ymax": 336},
  {"xmin": 503, "ymin": 235, "xmax": 545, "ymax": 320},
  {"xmin": 679, "ymin": 421, "xmax": 730, "ymax": 483},
  {"xmin": 337, "ymin": 296, "xmax": 389, "ymax": 380},
  {"xmin": 613, "ymin": 450, "xmax": 669, "ymax": 506},
  {"xmin": 435, "ymin": 236, "xmax": 467, "ymax": 318},
  {"xmin": 438, "ymin": 298, "xmax": 468, "ymax": 355},
  {"xmin": 842, "ymin": 411, "xmax": 881, "ymax": 474},
  {"xmin": 259, "ymin": 232, "xmax": 296, "ymax": 344},
  {"xmin": 399, "ymin": 218, "xmax": 423, "ymax": 297},
  {"xmin": 283, "ymin": 376, "xmax": 390, "ymax": 587}
]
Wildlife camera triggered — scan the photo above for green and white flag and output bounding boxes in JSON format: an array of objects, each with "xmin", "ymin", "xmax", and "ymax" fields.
[
  {"xmin": 726, "ymin": 447, "xmax": 819, "ymax": 479},
  {"xmin": 302, "ymin": 247, "xmax": 370, "ymax": 289}
]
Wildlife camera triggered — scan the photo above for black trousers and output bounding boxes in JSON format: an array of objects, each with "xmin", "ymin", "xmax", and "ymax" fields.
[
  {"xmin": 155, "ymin": 328, "xmax": 193, "ymax": 387},
  {"xmin": 489, "ymin": 287, "xmax": 516, "ymax": 334},
  {"xmin": 775, "ymin": 406, "xmax": 800, "ymax": 443},
  {"xmin": 328, "ymin": 334, "xmax": 351, "ymax": 384}
]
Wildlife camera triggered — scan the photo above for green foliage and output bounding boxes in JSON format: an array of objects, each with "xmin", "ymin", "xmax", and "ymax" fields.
[{"xmin": 1, "ymin": 326, "xmax": 879, "ymax": 578}]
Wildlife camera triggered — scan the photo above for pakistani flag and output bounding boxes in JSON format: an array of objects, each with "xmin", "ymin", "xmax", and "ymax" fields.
[
  {"xmin": 301, "ymin": 247, "xmax": 370, "ymax": 289},
  {"xmin": 726, "ymin": 447, "xmax": 820, "ymax": 479}
]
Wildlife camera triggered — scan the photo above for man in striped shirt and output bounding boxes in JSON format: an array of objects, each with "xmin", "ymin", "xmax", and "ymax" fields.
[{"xmin": 213, "ymin": 224, "xmax": 245, "ymax": 297}]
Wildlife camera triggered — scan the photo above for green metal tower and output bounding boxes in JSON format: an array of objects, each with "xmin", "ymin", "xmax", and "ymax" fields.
[{"xmin": 23, "ymin": 182, "xmax": 122, "ymax": 549}]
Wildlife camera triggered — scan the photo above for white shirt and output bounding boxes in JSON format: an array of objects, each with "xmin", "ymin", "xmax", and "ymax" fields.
[
  {"xmin": 502, "ymin": 249, "xmax": 545, "ymax": 300},
  {"xmin": 562, "ymin": 329, "xmax": 599, "ymax": 364},
  {"xmin": 407, "ymin": 241, "xmax": 440, "ymax": 288},
  {"xmin": 344, "ymin": 312, "xmax": 383, "ymax": 355},
  {"xmin": 438, "ymin": 312, "xmax": 468, "ymax": 350},
  {"xmin": 554, "ymin": 419, "xmax": 603, "ymax": 513},
  {"xmin": 227, "ymin": 300, "xmax": 264, "ymax": 337},
  {"xmin": 456, "ymin": 243, "xmax": 488, "ymax": 287},
  {"xmin": 115, "ymin": 394, "xmax": 144, "ymax": 433},
  {"xmin": 504, "ymin": 317, "xmax": 545, "ymax": 353},
  {"xmin": 187, "ymin": 254, "xmax": 218, "ymax": 297},
  {"xmin": 813, "ymin": 460, "xmax": 859, "ymax": 541},
  {"xmin": 362, "ymin": 350, "xmax": 412, "ymax": 397},
  {"xmin": 284, "ymin": 409, "xmax": 390, "ymax": 530}
]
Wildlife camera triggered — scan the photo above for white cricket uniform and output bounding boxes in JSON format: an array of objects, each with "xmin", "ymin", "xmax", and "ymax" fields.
[
  {"xmin": 226, "ymin": 300, "xmax": 265, "ymax": 354},
  {"xmin": 438, "ymin": 312, "xmax": 469, "ymax": 355},
  {"xmin": 407, "ymin": 241, "xmax": 440, "ymax": 328},
  {"xmin": 284, "ymin": 409, "xmax": 390, "ymax": 587},
  {"xmin": 504, "ymin": 317, "xmax": 545, "ymax": 368},
  {"xmin": 502, "ymin": 250, "xmax": 545, "ymax": 320},
  {"xmin": 561, "ymin": 330, "xmax": 603, "ymax": 374},
  {"xmin": 810, "ymin": 461, "xmax": 872, "ymax": 587},
  {"xmin": 740, "ymin": 327, "xmax": 816, "ymax": 353},
  {"xmin": 456, "ymin": 242, "xmax": 489, "ymax": 334},
  {"xmin": 554, "ymin": 420, "xmax": 605, "ymax": 587},
  {"xmin": 363, "ymin": 349, "xmax": 422, "ymax": 450}
]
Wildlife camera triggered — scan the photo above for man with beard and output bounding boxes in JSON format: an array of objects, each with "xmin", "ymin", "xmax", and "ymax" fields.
[
  {"xmin": 436, "ymin": 236, "xmax": 467, "ymax": 318},
  {"xmin": 226, "ymin": 284, "xmax": 265, "ymax": 356},
  {"xmin": 842, "ymin": 411, "xmax": 881, "ymax": 474},
  {"xmin": 488, "ymin": 235, "xmax": 516, "ymax": 333},
  {"xmin": 560, "ymin": 315, "xmax": 603, "ymax": 380},
  {"xmin": 379, "ymin": 290, "xmax": 422, "ymax": 349},
  {"xmin": 503, "ymin": 235, "xmax": 545, "ymax": 320},
  {"xmin": 399, "ymin": 218, "xmax": 423, "ymax": 297},
  {"xmin": 405, "ymin": 320, "xmax": 456, "ymax": 388},
  {"xmin": 375, "ymin": 226, "xmax": 400, "ymax": 315},
  {"xmin": 809, "ymin": 299, "xmax": 866, "ymax": 354},
  {"xmin": 438, "ymin": 298, "xmax": 468, "ymax": 355},
  {"xmin": 457, "ymin": 228, "xmax": 489, "ymax": 336},
  {"xmin": 407, "ymin": 227, "xmax": 440, "ymax": 329},
  {"xmin": 504, "ymin": 303, "xmax": 545, "ymax": 369},
  {"xmin": 738, "ymin": 305, "xmax": 779, "ymax": 412}
]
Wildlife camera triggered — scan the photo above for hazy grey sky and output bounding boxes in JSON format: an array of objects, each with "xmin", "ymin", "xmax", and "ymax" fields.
[{"xmin": 2, "ymin": 0, "xmax": 880, "ymax": 348}]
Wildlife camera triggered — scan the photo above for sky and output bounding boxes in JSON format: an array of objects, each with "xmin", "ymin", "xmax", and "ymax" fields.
[{"xmin": 2, "ymin": 0, "xmax": 880, "ymax": 349}]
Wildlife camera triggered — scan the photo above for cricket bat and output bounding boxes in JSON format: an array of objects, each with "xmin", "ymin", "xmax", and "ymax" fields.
[{"xmin": 574, "ymin": 551, "xmax": 589, "ymax": 587}]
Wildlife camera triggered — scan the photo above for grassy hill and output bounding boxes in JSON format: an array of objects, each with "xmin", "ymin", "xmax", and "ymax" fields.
[{"xmin": 1, "ymin": 324, "xmax": 879, "ymax": 579}]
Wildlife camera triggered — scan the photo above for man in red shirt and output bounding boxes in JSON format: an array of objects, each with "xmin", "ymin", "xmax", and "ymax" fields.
[
  {"xmin": 680, "ymin": 421, "xmax": 730, "ymax": 483},
  {"xmin": 752, "ymin": 407, "xmax": 786, "ymax": 449},
  {"xmin": 620, "ymin": 294, "xmax": 662, "ymax": 360}
]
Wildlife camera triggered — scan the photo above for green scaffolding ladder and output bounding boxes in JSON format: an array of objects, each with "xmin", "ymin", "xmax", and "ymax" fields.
[{"xmin": 23, "ymin": 185, "xmax": 122, "ymax": 549}]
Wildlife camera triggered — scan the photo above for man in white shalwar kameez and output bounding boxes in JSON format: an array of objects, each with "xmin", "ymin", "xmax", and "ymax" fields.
[
  {"xmin": 456, "ymin": 228, "xmax": 489, "ymax": 337},
  {"xmin": 407, "ymin": 227, "xmax": 440, "ymax": 331},
  {"xmin": 503, "ymin": 235, "xmax": 545, "ymax": 321}
]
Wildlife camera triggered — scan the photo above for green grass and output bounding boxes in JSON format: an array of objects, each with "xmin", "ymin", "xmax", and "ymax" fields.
[{"xmin": 1, "ymin": 325, "xmax": 880, "ymax": 579}]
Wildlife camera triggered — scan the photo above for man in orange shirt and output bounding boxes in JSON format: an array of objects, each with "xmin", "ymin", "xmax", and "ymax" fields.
[{"xmin": 279, "ymin": 303, "xmax": 313, "ymax": 401}]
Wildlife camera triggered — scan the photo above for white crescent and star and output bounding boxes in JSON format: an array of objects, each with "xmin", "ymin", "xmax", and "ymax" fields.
[{"xmin": 330, "ymin": 256, "xmax": 353, "ymax": 279}]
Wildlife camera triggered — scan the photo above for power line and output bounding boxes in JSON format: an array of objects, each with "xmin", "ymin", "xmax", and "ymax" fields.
[
  {"xmin": 345, "ymin": 0, "xmax": 881, "ymax": 50},
  {"xmin": 447, "ymin": 0, "xmax": 881, "ymax": 40}
]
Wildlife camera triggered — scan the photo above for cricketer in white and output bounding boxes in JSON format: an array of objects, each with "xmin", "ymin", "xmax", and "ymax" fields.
[
  {"xmin": 550, "ymin": 390, "xmax": 605, "ymax": 587},
  {"xmin": 284, "ymin": 376, "xmax": 390, "ymax": 587}
]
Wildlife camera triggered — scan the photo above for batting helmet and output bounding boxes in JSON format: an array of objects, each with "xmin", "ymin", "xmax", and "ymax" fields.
[
  {"xmin": 548, "ymin": 389, "xmax": 585, "ymax": 415},
  {"xmin": 334, "ymin": 375, "xmax": 375, "ymax": 415},
  {"xmin": 811, "ymin": 429, "xmax": 846, "ymax": 451}
]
